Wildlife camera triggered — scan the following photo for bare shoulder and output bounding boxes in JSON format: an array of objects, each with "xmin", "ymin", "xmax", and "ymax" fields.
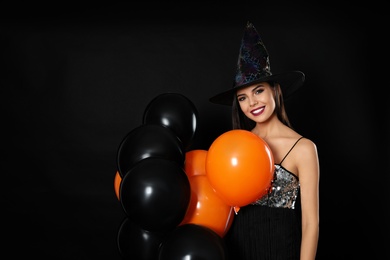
[
  {"xmin": 295, "ymin": 137, "xmax": 320, "ymax": 177},
  {"xmin": 297, "ymin": 137, "xmax": 318, "ymax": 155},
  {"xmin": 294, "ymin": 137, "xmax": 319, "ymax": 162}
]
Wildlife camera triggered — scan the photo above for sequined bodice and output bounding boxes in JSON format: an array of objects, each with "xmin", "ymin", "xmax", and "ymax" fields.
[{"xmin": 251, "ymin": 164, "xmax": 300, "ymax": 209}]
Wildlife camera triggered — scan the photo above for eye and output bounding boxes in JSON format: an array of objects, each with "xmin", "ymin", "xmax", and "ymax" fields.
[
  {"xmin": 255, "ymin": 88, "xmax": 264, "ymax": 95},
  {"xmin": 237, "ymin": 96, "xmax": 246, "ymax": 102}
]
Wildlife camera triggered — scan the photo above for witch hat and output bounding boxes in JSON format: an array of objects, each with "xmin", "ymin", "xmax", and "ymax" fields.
[{"xmin": 209, "ymin": 21, "xmax": 305, "ymax": 106}]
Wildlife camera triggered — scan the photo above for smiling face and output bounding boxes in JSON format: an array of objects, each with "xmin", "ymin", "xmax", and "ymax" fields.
[{"xmin": 236, "ymin": 82, "xmax": 276, "ymax": 124}]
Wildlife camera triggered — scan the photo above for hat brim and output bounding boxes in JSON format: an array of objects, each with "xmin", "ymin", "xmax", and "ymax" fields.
[{"xmin": 209, "ymin": 71, "xmax": 305, "ymax": 106}]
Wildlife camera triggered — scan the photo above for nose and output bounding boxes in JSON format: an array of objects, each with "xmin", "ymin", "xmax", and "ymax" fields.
[{"xmin": 250, "ymin": 99, "xmax": 258, "ymax": 107}]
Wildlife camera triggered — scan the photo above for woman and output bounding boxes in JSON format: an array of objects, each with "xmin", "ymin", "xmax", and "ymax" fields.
[{"xmin": 209, "ymin": 22, "xmax": 320, "ymax": 260}]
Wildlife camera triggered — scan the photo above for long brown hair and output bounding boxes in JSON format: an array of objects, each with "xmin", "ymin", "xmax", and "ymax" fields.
[{"xmin": 232, "ymin": 82, "xmax": 292, "ymax": 130}]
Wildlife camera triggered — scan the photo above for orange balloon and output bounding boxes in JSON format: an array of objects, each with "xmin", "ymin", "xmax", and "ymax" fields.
[
  {"xmin": 206, "ymin": 129, "xmax": 274, "ymax": 207},
  {"xmin": 114, "ymin": 171, "xmax": 122, "ymax": 200},
  {"xmin": 180, "ymin": 175, "xmax": 234, "ymax": 237},
  {"xmin": 184, "ymin": 149, "xmax": 208, "ymax": 177}
]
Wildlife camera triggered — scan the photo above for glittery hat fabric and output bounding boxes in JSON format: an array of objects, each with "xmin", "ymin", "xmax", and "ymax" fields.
[{"xmin": 209, "ymin": 22, "xmax": 305, "ymax": 106}]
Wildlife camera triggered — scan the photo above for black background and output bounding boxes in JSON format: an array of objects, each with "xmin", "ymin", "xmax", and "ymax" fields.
[{"xmin": 1, "ymin": 3, "xmax": 387, "ymax": 260}]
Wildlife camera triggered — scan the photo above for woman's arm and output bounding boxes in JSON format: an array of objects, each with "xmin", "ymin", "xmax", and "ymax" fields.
[{"xmin": 297, "ymin": 139, "xmax": 320, "ymax": 260}]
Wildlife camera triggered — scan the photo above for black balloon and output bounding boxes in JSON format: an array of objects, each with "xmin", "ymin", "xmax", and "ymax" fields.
[
  {"xmin": 117, "ymin": 217, "xmax": 166, "ymax": 260},
  {"xmin": 158, "ymin": 224, "xmax": 228, "ymax": 260},
  {"xmin": 143, "ymin": 93, "xmax": 198, "ymax": 151},
  {"xmin": 120, "ymin": 157, "xmax": 191, "ymax": 232},
  {"xmin": 117, "ymin": 124, "xmax": 185, "ymax": 177}
]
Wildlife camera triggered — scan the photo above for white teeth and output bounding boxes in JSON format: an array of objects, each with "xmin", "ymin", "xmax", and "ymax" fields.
[{"xmin": 253, "ymin": 108, "xmax": 263, "ymax": 114}]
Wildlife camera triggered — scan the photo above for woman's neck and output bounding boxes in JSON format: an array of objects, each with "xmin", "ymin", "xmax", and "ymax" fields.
[{"xmin": 251, "ymin": 117, "xmax": 286, "ymax": 140}]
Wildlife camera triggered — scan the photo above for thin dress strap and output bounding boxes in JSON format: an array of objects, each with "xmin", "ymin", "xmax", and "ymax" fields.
[{"xmin": 279, "ymin": 136, "xmax": 304, "ymax": 165}]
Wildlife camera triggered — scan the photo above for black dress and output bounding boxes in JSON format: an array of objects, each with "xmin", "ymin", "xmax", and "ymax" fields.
[{"xmin": 224, "ymin": 137, "xmax": 304, "ymax": 260}]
